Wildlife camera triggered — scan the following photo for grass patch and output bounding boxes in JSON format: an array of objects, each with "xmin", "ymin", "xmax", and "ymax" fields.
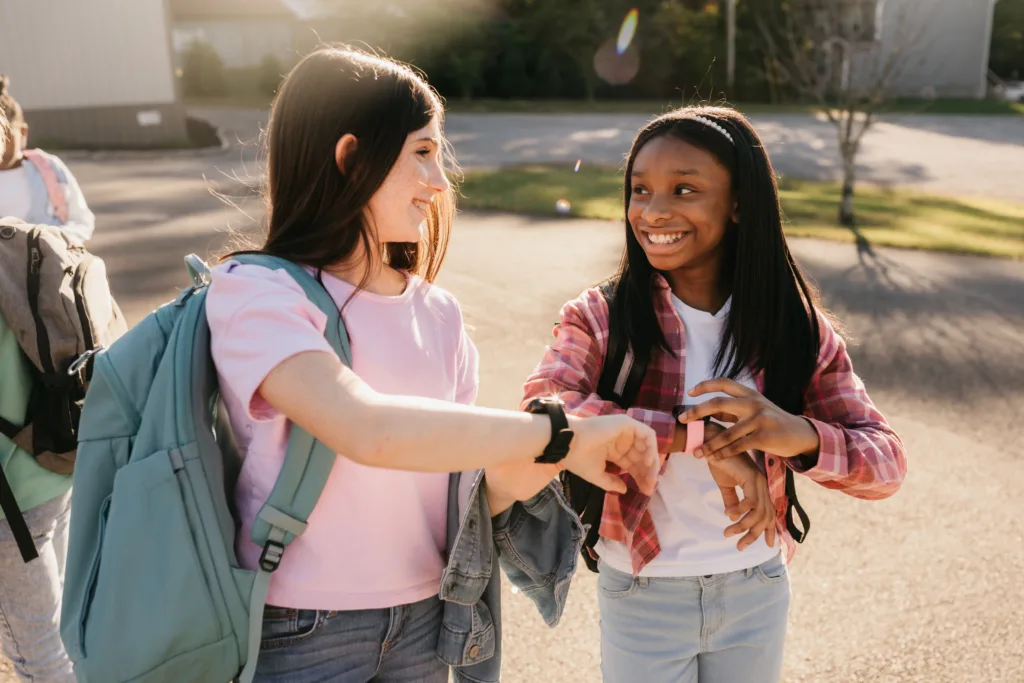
[{"xmin": 458, "ymin": 165, "xmax": 1024, "ymax": 259}]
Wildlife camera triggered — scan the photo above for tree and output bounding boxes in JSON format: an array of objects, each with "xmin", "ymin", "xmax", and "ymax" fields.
[
  {"xmin": 989, "ymin": 0, "xmax": 1024, "ymax": 80},
  {"xmin": 758, "ymin": 0, "xmax": 928, "ymax": 226},
  {"xmin": 181, "ymin": 41, "xmax": 226, "ymax": 97}
]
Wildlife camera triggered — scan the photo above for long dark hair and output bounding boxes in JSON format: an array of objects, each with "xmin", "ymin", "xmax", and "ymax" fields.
[
  {"xmin": 611, "ymin": 106, "xmax": 822, "ymax": 414},
  {"xmin": 231, "ymin": 47, "xmax": 454, "ymax": 284}
]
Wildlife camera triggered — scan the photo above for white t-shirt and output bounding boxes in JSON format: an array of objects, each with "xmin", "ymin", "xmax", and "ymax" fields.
[
  {"xmin": 597, "ymin": 294, "xmax": 779, "ymax": 577},
  {"xmin": 0, "ymin": 165, "xmax": 32, "ymax": 221}
]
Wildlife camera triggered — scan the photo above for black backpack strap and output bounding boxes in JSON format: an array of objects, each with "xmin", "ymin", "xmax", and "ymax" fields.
[
  {"xmin": 784, "ymin": 468, "xmax": 810, "ymax": 542},
  {"xmin": 562, "ymin": 281, "xmax": 649, "ymax": 572},
  {"xmin": 0, "ymin": 416, "xmax": 19, "ymax": 441},
  {"xmin": 0, "ymin": 466, "xmax": 38, "ymax": 563},
  {"xmin": 0, "ymin": 417, "xmax": 38, "ymax": 562}
]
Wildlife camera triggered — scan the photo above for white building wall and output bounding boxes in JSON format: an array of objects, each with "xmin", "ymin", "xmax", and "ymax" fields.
[{"xmin": 0, "ymin": 0, "xmax": 178, "ymax": 110}]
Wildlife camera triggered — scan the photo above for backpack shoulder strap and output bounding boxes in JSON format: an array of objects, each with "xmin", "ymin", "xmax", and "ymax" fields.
[
  {"xmin": 23, "ymin": 150, "xmax": 69, "ymax": 224},
  {"xmin": 595, "ymin": 281, "xmax": 646, "ymax": 407},
  {"xmin": 209, "ymin": 254, "xmax": 354, "ymax": 683},
  {"xmin": 564, "ymin": 281, "xmax": 650, "ymax": 571},
  {"xmin": 225, "ymin": 254, "xmax": 353, "ymax": 550}
]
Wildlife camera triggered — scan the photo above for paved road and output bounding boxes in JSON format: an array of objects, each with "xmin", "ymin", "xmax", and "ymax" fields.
[
  {"xmin": 2, "ymin": 146, "xmax": 1014, "ymax": 683},
  {"xmin": 4, "ymin": 130, "xmax": 1021, "ymax": 681},
  {"xmin": 189, "ymin": 107, "xmax": 1024, "ymax": 203}
]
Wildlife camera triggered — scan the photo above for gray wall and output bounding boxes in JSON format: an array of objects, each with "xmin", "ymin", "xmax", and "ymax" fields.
[
  {"xmin": 849, "ymin": 0, "xmax": 996, "ymax": 98},
  {"xmin": 0, "ymin": 0, "xmax": 188, "ymax": 148}
]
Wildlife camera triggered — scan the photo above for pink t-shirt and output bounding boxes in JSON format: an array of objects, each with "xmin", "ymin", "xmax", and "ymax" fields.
[{"xmin": 206, "ymin": 262, "xmax": 479, "ymax": 610}]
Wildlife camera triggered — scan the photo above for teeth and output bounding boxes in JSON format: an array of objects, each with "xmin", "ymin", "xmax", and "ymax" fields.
[{"xmin": 647, "ymin": 232, "xmax": 685, "ymax": 245}]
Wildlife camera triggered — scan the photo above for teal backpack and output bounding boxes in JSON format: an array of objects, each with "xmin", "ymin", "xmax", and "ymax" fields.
[{"xmin": 60, "ymin": 254, "xmax": 351, "ymax": 683}]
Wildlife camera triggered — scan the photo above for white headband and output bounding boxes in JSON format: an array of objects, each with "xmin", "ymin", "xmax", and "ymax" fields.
[{"xmin": 688, "ymin": 115, "xmax": 734, "ymax": 144}]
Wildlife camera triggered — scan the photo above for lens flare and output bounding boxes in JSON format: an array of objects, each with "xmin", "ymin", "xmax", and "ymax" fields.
[
  {"xmin": 555, "ymin": 199, "xmax": 572, "ymax": 214},
  {"xmin": 574, "ymin": 159, "xmax": 582, "ymax": 172},
  {"xmin": 616, "ymin": 9, "xmax": 639, "ymax": 55}
]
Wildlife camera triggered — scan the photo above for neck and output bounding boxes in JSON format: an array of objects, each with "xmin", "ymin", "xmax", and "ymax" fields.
[
  {"xmin": 664, "ymin": 258, "xmax": 729, "ymax": 315},
  {"xmin": 325, "ymin": 248, "xmax": 408, "ymax": 297}
]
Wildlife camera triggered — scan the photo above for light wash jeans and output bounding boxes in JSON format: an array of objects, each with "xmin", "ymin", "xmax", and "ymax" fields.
[
  {"xmin": 598, "ymin": 554, "xmax": 791, "ymax": 683},
  {"xmin": 0, "ymin": 491, "xmax": 74, "ymax": 683},
  {"xmin": 253, "ymin": 595, "xmax": 448, "ymax": 683}
]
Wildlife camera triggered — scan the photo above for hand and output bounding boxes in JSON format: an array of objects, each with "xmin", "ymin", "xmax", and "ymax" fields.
[
  {"xmin": 485, "ymin": 461, "xmax": 558, "ymax": 517},
  {"xmin": 677, "ymin": 379, "xmax": 820, "ymax": 462},
  {"xmin": 562, "ymin": 414, "xmax": 660, "ymax": 496},
  {"xmin": 707, "ymin": 455, "xmax": 777, "ymax": 550}
]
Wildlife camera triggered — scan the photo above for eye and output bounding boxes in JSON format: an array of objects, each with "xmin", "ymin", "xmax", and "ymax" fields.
[
  {"xmin": 632, "ymin": 185, "xmax": 648, "ymax": 195},
  {"xmin": 674, "ymin": 185, "xmax": 694, "ymax": 196},
  {"xmin": 416, "ymin": 148, "xmax": 432, "ymax": 158}
]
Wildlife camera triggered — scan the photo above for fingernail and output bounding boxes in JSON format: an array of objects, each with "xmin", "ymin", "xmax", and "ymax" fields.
[
  {"xmin": 688, "ymin": 388, "xmax": 696, "ymax": 396},
  {"xmin": 693, "ymin": 447, "xmax": 703, "ymax": 458}
]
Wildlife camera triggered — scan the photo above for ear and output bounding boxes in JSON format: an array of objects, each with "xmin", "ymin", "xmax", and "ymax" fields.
[
  {"xmin": 334, "ymin": 133, "xmax": 358, "ymax": 174},
  {"xmin": 19, "ymin": 123, "xmax": 28, "ymax": 145},
  {"xmin": 731, "ymin": 200, "xmax": 739, "ymax": 224}
]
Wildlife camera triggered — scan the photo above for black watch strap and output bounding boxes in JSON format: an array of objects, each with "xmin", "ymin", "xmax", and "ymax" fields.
[{"xmin": 526, "ymin": 398, "xmax": 574, "ymax": 464}]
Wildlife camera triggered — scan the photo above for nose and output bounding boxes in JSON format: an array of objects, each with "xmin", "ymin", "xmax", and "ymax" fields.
[
  {"xmin": 425, "ymin": 158, "xmax": 451, "ymax": 195},
  {"xmin": 641, "ymin": 196, "xmax": 672, "ymax": 224}
]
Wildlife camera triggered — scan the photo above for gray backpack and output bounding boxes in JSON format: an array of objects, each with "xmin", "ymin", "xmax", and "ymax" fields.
[
  {"xmin": 0, "ymin": 218, "xmax": 125, "ymax": 560},
  {"xmin": 61, "ymin": 253, "xmax": 350, "ymax": 683}
]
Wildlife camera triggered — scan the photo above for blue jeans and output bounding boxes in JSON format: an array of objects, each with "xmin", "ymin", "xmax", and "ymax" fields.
[
  {"xmin": 0, "ymin": 490, "xmax": 74, "ymax": 683},
  {"xmin": 253, "ymin": 595, "xmax": 448, "ymax": 683},
  {"xmin": 598, "ymin": 554, "xmax": 791, "ymax": 683}
]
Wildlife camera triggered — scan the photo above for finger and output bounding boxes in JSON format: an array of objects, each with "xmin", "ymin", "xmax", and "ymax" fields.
[
  {"xmin": 694, "ymin": 420, "xmax": 756, "ymax": 459},
  {"xmin": 688, "ymin": 378, "xmax": 756, "ymax": 399},
  {"xmin": 612, "ymin": 425, "xmax": 659, "ymax": 495},
  {"xmin": 737, "ymin": 527, "xmax": 764, "ymax": 551},
  {"xmin": 724, "ymin": 509, "xmax": 761, "ymax": 536},
  {"xmin": 766, "ymin": 515, "xmax": 777, "ymax": 549},
  {"xmin": 745, "ymin": 516, "xmax": 774, "ymax": 550},
  {"xmin": 718, "ymin": 486, "xmax": 741, "ymax": 519},
  {"xmin": 724, "ymin": 498, "xmax": 755, "ymax": 521},
  {"xmin": 678, "ymin": 397, "xmax": 747, "ymax": 424},
  {"xmin": 589, "ymin": 470, "xmax": 628, "ymax": 495},
  {"xmin": 704, "ymin": 435, "xmax": 757, "ymax": 462}
]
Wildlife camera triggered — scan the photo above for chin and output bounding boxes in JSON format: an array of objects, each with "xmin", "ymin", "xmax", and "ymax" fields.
[{"xmin": 642, "ymin": 250, "xmax": 689, "ymax": 272}]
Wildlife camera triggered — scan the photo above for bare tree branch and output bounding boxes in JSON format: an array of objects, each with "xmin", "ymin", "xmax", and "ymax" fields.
[{"xmin": 757, "ymin": 0, "xmax": 931, "ymax": 226}]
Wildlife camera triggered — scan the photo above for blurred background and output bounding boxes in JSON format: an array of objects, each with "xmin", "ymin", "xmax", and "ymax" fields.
[
  {"xmin": 0, "ymin": 1, "xmax": 1022, "ymax": 682},
  {"xmin": 0, "ymin": 0, "xmax": 1021, "ymax": 149}
]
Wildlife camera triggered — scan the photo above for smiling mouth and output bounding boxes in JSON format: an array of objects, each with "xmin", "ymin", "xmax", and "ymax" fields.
[
  {"xmin": 413, "ymin": 200, "xmax": 430, "ymax": 217},
  {"xmin": 641, "ymin": 230, "xmax": 688, "ymax": 246}
]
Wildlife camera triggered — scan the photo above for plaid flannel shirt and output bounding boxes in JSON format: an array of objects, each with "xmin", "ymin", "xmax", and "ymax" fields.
[{"xmin": 521, "ymin": 276, "xmax": 907, "ymax": 575}]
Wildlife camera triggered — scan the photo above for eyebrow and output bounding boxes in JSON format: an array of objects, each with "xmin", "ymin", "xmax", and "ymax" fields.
[
  {"xmin": 415, "ymin": 136, "xmax": 441, "ymax": 145},
  {"xmin": 632, "ymin": 169, "xmax": 702, "ymax": 177}
]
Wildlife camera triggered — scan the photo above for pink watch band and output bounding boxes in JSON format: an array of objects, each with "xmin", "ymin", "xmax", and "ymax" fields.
[{"xmin": 684, "ymin": 419, "xmax": 704, "ymax": 454}]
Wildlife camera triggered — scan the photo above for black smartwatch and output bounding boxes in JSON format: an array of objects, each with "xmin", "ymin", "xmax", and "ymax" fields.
[{"xmin": 525, "ymin": 397, "xmax": 574, "ymax": 465}]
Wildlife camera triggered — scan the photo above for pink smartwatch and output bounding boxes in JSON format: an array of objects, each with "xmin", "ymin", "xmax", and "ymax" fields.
[{"xmin": 674, "ymin": 405, "xmax": 711, "ymax": 455}]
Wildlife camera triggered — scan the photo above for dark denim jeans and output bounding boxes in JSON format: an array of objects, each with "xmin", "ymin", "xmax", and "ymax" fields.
[{"xmin": 253, "ymin": 596, "xmax": 447, "ymax": 683}]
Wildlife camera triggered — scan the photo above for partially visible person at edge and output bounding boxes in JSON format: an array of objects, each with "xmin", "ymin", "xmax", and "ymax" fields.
[
  {"xmin": 0, "ymin": 110, "xmax": 77, "ymax": 683},
  {"xmin": 521, "ymin": 106, "xmax": 907, "ymax": 683},
  {"xmin": 205, "ymin": 47, "xmax": 660, "ymax": 683},
  {"xmin": 0, "ymin": 75, "xmax": 94, "ymax": 244}
]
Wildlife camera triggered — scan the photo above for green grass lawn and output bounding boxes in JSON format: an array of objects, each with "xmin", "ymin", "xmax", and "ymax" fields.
[{"xmin": 457, "ymin": 165, "xmax": 1024, "ymax": 259}]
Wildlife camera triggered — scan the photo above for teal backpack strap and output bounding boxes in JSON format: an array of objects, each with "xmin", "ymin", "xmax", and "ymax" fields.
[{"xmin": 215, "ymin": 254, "xmax": 353, "ymax": 683}]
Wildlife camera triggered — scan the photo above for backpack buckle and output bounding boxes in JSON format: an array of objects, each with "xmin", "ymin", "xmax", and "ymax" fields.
[
  {"xmin": 259, "ymin": 540, "xmax": 285, "ymax": 572},
  {"xmin": 67, "ymin": 347, "xmax": 102, "ymax": 377}
]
